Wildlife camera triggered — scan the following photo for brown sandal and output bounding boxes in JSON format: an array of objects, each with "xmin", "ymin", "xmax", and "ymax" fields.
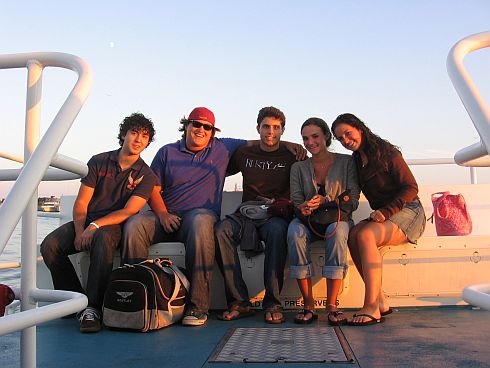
[{"xmin": 218, "ymin": 304, "xmax": 255, "ymax": 321}]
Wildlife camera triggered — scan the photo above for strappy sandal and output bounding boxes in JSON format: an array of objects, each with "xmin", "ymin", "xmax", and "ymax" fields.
[
  {"xmin": 218, "ymin": 303, "xmax": 255, "ymax": 321},
  {"xmin": 327, "ymin": 310, "xmax": 347, "ymax": 326},
  {"xmin": 294, "ymin": 309, "xmax": 318, "ymax": 324}
]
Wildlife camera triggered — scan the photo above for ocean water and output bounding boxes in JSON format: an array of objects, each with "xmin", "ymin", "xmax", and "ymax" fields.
[{"xmin": 0, "ymin": 216, "xmax": 60, "ymax": 288}]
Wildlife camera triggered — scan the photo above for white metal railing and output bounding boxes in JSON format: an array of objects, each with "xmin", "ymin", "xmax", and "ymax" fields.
[
  {"xmin": 0, "ymin": 52, "xmax": 92, "ymax": 368},
  {"xmin": 406, "ymin": 158, "xmax": 479, "ymax": 184},
  {"xmin": 448, "ymin": 32, "xmax": 490, "ymax": 310},
  {"xmin": 447, "ymin": 31, "xmax": 490, "ymax": 167}
]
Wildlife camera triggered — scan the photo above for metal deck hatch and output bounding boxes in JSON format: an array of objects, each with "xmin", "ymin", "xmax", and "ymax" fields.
[{"xmin": 208, "ymin": 327, "xmax": 355, "ymax": 364}]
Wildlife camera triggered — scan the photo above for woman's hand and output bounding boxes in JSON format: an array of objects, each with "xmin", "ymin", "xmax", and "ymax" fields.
[
  {"xmin": 306, "ymin": 194, "xmax": 325, "ymax": 212},
  {"xmin": 298, "ymin": 202, "xmax": 313, "ymax": 216},
  {"xmin": 369, "ymin": 210, "xmax": 386, "ymax": 223}
]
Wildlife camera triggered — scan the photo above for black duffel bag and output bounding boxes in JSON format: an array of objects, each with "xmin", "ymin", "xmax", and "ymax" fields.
[{"xmin": 103, "ymin": 258, "xmax": 189, "ymax": 332}]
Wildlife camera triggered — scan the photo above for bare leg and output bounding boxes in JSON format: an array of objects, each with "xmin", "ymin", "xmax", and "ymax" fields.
[
  {"xmin": 347, "ymin": 221, "xmax": 369, "ymax": 280},
  {"xmin": 350, "ymin": 222, "xmax": 392, "ymax": 314},
  {"xmin": 352, "ymin": 226, "xmax": 392, "ymax": 314},
  {"xmin": 295, "ymin": 278, "xmax": 316, "ymax": 322},
  {"xmin": 351, "ymin": 221, "xmax": 407, "ymax": 324},
  {"xmin": 378, "ymin": 292, "xmax": 390, "ymax": 314},
  {"xmin": 326, "ymin": 278, "xmax": 347, "ymax": 324},
  {"xmin": 326, "ymin": 278, "xmax": 341, "ymax": 306}
]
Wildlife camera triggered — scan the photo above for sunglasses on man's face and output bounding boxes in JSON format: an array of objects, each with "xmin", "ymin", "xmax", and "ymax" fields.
[{"xmin": 190, "ymin": 121, "xmax": 214, "ymax": 131}]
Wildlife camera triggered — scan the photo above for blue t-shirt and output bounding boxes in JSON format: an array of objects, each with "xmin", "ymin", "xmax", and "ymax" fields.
[{"xmin": 151, "ymin": 137, "xmax": 246, "ymax": 216}]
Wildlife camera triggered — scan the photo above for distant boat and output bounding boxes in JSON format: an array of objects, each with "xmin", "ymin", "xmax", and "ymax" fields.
[{"xmin": 38, "ymin": 201, "xmax": 60, "ymax": 212}]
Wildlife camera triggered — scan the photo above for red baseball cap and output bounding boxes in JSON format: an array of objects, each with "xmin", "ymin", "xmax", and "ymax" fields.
[{"xmin": 188, "ymin": 107, "xmax": 220, "ymax": 131}]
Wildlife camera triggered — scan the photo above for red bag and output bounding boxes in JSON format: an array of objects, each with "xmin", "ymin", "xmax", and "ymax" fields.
[
  {"xmin": 0, "ymin": 284, "xmax": 15, "ymax": 316},
  {"xmin": 267, "ymin": 198, "xmax": 294, "ymax": 220},
  {"xmin": 430, "ymin": 192, "xmax": 472, "ymax": 236}
]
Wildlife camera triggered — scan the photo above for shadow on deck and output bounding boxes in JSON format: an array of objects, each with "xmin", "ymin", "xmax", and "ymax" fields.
[{"xmin": 2, "ymin": 306, "xmax": 490, "ymax": 367}]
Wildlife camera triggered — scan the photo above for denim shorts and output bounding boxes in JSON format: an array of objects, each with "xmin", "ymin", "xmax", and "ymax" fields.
[{"xmin": 388, "ymin": 199, "xmax": 426, "ymax": 243}]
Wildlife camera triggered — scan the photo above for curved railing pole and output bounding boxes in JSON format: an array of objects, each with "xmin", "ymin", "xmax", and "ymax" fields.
[
  {"xmin": 0, "ymin": 52, "xmax": 92, "ymax": 368},
  {"xmin": 20, "ymin": 59, "xmax": 43, "ymax": 368},
  {"xmin": 447, "ymin": 31, "xmax": 490, "ymax": 166},
  {"xmin": 449, "ymin": 33, "xmax": 490, "ymax": 309},
  {"xmin": 0, "ymin": 53, "xmax": 93, "ymax": 256},
  {"xmin": 1, "ymin": 289, "xmax": 88, "ymax": 335}
]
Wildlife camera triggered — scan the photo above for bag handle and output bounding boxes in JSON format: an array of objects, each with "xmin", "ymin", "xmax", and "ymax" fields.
[
  {"xmin": 429, "ymin": 191, "xmax": 450, "ymax": 222},
  {"xmin": 169, "ymin": 264, "xmax": 190, "ymax": 293},
  {"xmin": 153, "ymin": 258, "xmax": 191, "ymax": 293},
  {"xmin": 434, "ymin": 200, "xmax": 450, "ymax": 219},
  {"xmin": 431, "ymin": 191, "xmax": 449, "ymax": 202}
]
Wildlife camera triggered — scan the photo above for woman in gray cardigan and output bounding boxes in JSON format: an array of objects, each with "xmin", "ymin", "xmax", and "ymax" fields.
[{"xmin": 287, "ymin": 118, "xmax": 360, "ymax": 325}]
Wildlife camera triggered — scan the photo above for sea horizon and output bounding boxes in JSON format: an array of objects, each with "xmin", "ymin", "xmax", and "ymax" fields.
[{"xmin": 0, "ymin": 216, "xmax": 60, "ymax": 289}]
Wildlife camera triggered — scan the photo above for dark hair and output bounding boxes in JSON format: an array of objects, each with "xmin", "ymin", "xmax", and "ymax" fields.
[
  {"xmin": 301, "ymin": 117, "xmax": 332, "ymax": 147},
  {"xmin": 257, "ymin": 106, "xmax": 286, "ymax": 127},
  {"xmin": 331, "ymin": 113, "xmax": 399, "ymax": 168},
  {"xmin": 178, "ymin": 118, "xmax": 217, "ymax": 140},
  {"xmin": 118, "ymin": 112, "xmax": 155, "ymax": 146},
  {"xmin": 178, "ymin": 118, "xmax": 189, "ymax": 138}
]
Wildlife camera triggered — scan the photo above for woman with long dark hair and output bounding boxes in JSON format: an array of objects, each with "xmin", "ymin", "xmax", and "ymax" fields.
[{"xmin": 332, "ymin": 113, "xmax": 425, "ymax": 326}]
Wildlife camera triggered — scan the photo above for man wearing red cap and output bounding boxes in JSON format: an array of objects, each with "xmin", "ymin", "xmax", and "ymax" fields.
[
  {"xmin": 122, "ymin": 107, "xmax": 305, "ymax": 326},
  {"xmin": 122, "ymin": 107, "xmax": 246, "ymax": 326}
]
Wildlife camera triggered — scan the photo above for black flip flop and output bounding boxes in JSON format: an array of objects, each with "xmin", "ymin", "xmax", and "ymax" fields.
[
  {"xmin": 327, "ymin": 310, "xmax": 347, "ymax": 326},
  {"xmin": 218, "ymin": 305, "xmax": 255, "ymax": 321},
  {"xmin": 381, "ymin": 308, "xmax": 393, "ymax": 316},
  {"xmin": 347, "ymin": 313, "xmax": 385, "ymax": 326},
  {"xmin": 294, "ymin": 309, "xmax": 318, "ymax": 324}
]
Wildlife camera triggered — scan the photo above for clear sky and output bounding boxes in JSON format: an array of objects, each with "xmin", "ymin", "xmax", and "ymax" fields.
[{"xmin": 1, "ymin": 1, "xmax": 489, "ymax": 198}]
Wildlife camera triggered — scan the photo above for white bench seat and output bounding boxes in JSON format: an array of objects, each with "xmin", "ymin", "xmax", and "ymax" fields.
[{"xmin": 38, "ymin": 184, "xmax": 490, "ymax": 309}]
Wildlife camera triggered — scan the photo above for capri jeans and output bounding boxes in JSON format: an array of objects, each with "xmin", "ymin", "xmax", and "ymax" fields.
[{"xmin": 287, "ymin": 218, "xmax": 352, "ymax": 280}]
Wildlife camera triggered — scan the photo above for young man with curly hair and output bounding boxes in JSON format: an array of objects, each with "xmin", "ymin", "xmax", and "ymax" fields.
[{"xmin": 41, "ymin": 112, "xmax": 157, "ymax": 333}]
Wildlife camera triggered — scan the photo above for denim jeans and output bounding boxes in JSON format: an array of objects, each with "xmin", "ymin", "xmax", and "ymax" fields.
[
  {"xmin": 215, "ymin": 216, "xmax": 288, "ymax": 310},
  {"xmin": 40, "ymin": 221, "xmax": 122, "ymax": 311},
  {"xmin": 287, "ymin": 218, "xmax": 351, "ymax": 280},
  {"xmin": 121, "ymin": 208, "xmax": 218, "ymax": 314}
]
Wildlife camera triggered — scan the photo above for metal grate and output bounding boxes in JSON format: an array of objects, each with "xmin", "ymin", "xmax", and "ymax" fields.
[{"xmin": 208, "ymin": 327, "xmax": 355, "ymax": 364}]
